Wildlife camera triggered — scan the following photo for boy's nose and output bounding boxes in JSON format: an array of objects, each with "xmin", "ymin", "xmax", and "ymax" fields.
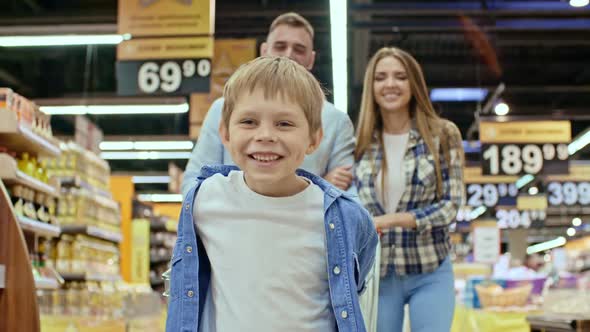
[{"xmin": 254, "ymin": 125, "xmax": 277, "ymax": 142}]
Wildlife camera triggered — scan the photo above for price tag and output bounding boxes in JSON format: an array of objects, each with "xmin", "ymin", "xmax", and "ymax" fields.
[
  {"xmin": 481, "ymin": 143, "xmax": 569, "ymax": 176},
  {"xmin": 495, "ymin": 208, "xmax": 546, "ymax": 229},
  {"xmin": 479, "ymin": 120, "xmax": 571, "ymax": 176},
  {"xmin": 116, "ymin": 36, "xmax": 213, "ymax": 96},
  {"xmin": 472, "ymin": 220, "xmax": 500, "ymax": 264},
  {"xmin": 466, "ymin": 183, "xmax": 518, "ymax": 207},
  {"xmin": 546, "ymin": 181, "xmax": 590, "ymax": 206}
]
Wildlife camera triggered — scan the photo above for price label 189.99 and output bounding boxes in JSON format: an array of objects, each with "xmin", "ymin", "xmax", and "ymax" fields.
[
  {"xmin": 117, "ymin": 58, "xmax": 212, "ymax": 96},
  {"xmin": 481, "ymin": 143, "xmax": 569, "ymax": 176}
]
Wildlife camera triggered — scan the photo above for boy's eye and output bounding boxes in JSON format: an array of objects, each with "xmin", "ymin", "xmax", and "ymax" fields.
[
  {"xmin": 277, "ymin": 121, "xmax": 294, "ymax": 127},
  {"xmin": 239, "ymin": 119, "xmax": 255, "ymax": 125}
]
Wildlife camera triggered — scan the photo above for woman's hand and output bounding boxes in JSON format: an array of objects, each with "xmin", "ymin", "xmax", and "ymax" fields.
[{"xmin": 373, "ymin": 213, "xmax": 417, "ymax": 230}]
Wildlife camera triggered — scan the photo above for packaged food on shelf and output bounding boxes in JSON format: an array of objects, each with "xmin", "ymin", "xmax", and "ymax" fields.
[{"xmin": 0, "ymin": 88, "xmax": 53, "ymax": 139}]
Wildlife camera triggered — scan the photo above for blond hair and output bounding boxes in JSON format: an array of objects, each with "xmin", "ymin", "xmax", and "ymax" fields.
[
  {"xmin": 355, "ymin": 47, "xmax": 451, "ymax": 197},
  {"xmin": 269, "ymin": 12, "xmax": 314, "ymax": 39},
  {"xmin": 222, "ymin": 56, "xmax": 324, "ymax": 134}
]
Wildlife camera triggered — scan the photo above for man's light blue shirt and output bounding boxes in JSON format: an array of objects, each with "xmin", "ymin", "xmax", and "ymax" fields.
[{"xmin": 181, "ymin": 98, "xmax": 356, "ymax": 198}]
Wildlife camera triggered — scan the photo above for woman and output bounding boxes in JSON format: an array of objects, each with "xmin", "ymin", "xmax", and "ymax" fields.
[{"xmin": 354, "ymin": 47, "xmax": 465, "ymax": 332}]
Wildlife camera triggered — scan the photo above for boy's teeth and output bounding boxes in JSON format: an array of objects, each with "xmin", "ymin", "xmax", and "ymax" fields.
[{"xmin": 253, "ymin": 154, "xmax": 279, "ymax": 162}]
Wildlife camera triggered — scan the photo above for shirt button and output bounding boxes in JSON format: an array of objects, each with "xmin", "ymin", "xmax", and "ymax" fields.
[
  {"xmin": 341, "ymin": 310, "xmax": 348, "ymax": 319},
  {"xmin": 329, "ymin": 223, "xmax": 335, "ymax": 230},
  {"xmin": 186, "ymin": 246, "xmax": 193, "ymax": 253},
  {"xmin": 187, "ymin": 290, "xmax": 194, "ymax": 298},
  {"xmin": 333, "ymin": 266, "xmax": 341, "ymax": 275},
  {"xmin": 185, "ymin": 204, "xmax": 190, "ymax": 210}
]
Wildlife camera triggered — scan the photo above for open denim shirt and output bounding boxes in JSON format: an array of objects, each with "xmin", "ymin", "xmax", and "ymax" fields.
[{"xmin": 166, "ymin": 165, "xmax": 378, "ymax": 332}]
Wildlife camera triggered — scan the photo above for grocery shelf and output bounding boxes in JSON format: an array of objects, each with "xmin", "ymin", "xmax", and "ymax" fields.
[
  {"xmin": 150, "ymin": 277, "xmax": 164, "ymax": 287},
  {"xmin": 0, "ymin": 109, "xmax": 60, "ymax": 158},
  {"xmin": 58, "ymin": 175, "xmax": 112, "ymax": 199},
  {"xmin": 35, "ymin": 276, "xmax": 60, "ymax": 290},
  {"xmin": 60, "ymin": 272, "xmax": 121, "ymax": 282},
  {"xmin": 18, "ymin": 215, "xmax": 61, "ymax": 238},
  {"xmin": 60, "ymin": 225, "xmax": 122, "ymax": 243},
  {"xmin": 0, "ymin": 153, "xmax": 59, "ymax": 198}
]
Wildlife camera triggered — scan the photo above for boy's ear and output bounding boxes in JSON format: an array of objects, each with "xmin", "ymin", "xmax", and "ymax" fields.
[
  {"xmin": 219, "ymin": 121, "xmax": 230, "ymax": 148},
  {"xmin": 306, "ymin": 128, "xmax": 323, "ymax": 154},
  {"xmin": 260, "ymin": 42, "xmax": 269, "ymax": 56}
]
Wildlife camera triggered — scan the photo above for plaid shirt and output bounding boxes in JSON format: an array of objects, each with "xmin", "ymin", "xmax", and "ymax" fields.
[{"xmin": 354, "ymin": 120, "xmax": 465, "ymax": 277}]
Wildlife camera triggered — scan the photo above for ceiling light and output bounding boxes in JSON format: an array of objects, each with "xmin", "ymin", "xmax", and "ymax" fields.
[
  {"xmin": 494, "ymin": 102, "xmax": 509, "ymax": 116},
  {"xmin": 100, "ymin": 151, "xmax": 192, "ymax": 160},
  {"xmin": 40, "ymin": 103, "xmax": 189, "ymax": 115},
  {"xmin": 568, "ymin": 129, "xmax": 590, "ymax": 155},
  {"xmin": 570, "ymin": 0, "xmax": 589, "ymax": 8},
  {"xmin": 526, "ymin": 237, "xmax": 566, "ymax": 254},
  {"xmin": 528, "ymin": 187, "xmax": 539, "ymax": 195},
  {"xmin": 567, "ymin": 227, "xmax": 576, "ymax": 237},
  {"xmin": 0, "ymin": 34, "xmax": 125, "ymax": 47},
  {"xmin": 516, "ymin": 174, "xmax": 534, "ymax": 189},
  {"xmin": 132, "ymin": 176, "xmax": 171, "ymax": 184},
  {"xmin": 137, "ymin": 194, "xmax": 183, "ymax": 203},
  {"xmin": 329, "ymin": 0, "xmax": 348, "ymax": 113},
  {"xmin": 430, "ymin": 88, "xmax": 488, "ymax": 102},
  {"xmin": 572, "ymin": 217, "xmax": 582, "ymax": 227}
]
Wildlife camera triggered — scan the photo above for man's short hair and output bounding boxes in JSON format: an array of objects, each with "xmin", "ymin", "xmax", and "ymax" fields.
[
  {"xmin": 222, "ymin": 56, "xmax": 324, "ymax": 134},
  {"xmin": 269, "ymin": 12, "xmax": 314, "ymax": 39}
]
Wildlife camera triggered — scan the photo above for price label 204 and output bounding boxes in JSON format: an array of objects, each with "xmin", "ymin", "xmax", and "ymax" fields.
[
  {"xmin": 138, "ymin": 59, "xmax": 211, "ymax": 94},
  {"xmin": 482, "ymin": 143, "xmax": 568, "ymax": 176},
  {"xmin": 496, "ymin": 209, "xmax": 546, "ymax": 229}
]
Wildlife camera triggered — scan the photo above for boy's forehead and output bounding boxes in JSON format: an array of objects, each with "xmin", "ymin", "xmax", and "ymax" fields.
[{"xmin": 233, "ymin": 89, "xmax": 305, "ymax": 113}]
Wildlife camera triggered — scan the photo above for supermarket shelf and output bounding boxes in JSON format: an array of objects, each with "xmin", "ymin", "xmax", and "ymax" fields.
[
  {"xmin": 17, "ymin": 215, "xmax": 61, "ymax": 238},
  {"xmin": 60, "ymin": 272, "xmax": 121, "ymax": 282},
  {"xmin": 58, "ymin": 175, "xmax": 112, "ymax": 199},
  {"xmin": 35, "ymin": 277, "xmax": 60, "ymax": 290},
  {"xmin": 0, "ymin": 153, "xmax": 59, "ymax": 198},
  {"xmin": 0, "ymin": 109, "xmax": 60, "ymax": 157},
  {"xmin": 60, "ymin": 225, "xmax": 122, "ymax": 243}
]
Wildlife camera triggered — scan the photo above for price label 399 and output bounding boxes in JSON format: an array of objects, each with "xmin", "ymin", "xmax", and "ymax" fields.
[
  {"xmin": 481, "ymin": 143, "xmax": 569, "ymax": 176},
  {"xmin": 117, "ymin": 58, "xmax": 212, "ymax": 96}
]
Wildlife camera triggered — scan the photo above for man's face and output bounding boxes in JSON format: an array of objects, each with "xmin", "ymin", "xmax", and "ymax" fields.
[{"xmin": 260, "ymin": 25, "xmax": 316, "ymax": 70}]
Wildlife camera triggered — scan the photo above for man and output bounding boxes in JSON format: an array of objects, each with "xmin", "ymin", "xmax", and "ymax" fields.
[{"xmin": 181, "ymin": 12, "xmax": 355, "ymax": 198}]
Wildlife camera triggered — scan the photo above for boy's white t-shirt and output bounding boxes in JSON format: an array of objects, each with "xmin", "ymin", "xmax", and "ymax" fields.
[
  {"xmin": 375, "ymin": 132, "xmax": 409, "ymax": 213},
  {"xmin": 194, "ymin": 170, "xmax": 335, "ymax": 332}
]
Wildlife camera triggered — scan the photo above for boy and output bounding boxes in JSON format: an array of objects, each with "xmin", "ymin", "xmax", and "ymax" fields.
[{"xmin": 166, "ymin": 56, "xmax": 378, "ymax": 332}]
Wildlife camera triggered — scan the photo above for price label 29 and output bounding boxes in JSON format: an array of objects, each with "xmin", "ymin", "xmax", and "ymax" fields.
[
  {"xmin": 482, "ymin": 143, "xmax": 569, "ymax": 176},
  {"xmin": 117, "ymin": 58, "xmax": 212, "ymax": 96},
  {"xmin": 547, "ymin": 181, "xmax": 590, "ymax": 206},
  {"xmin": 467, "ymin": 183, "xmax": 518, "ymax": 208}
]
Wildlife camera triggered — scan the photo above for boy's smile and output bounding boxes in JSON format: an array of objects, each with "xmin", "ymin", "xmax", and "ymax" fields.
[{"xmin": 220, "ymin": 88, "xmax": 322, "ymax": 197}]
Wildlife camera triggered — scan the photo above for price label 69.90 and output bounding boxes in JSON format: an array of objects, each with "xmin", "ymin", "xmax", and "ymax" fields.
[
  {"xmin": 117, "ymin": 58, "xmax": 212, "ymax": 96},
  {"xmin": 481, "ymin": 143, "xmax": 569, "ymax": 176}
]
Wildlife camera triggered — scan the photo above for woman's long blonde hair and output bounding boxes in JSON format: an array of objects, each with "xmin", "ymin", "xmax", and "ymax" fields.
[{"xmin": 354, "ymin": 47, "xmax": 449, "ymax": 197}]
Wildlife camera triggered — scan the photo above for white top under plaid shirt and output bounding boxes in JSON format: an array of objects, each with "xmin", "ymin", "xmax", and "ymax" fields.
[{"xmin": 355, "ymin": 119, "xmax": 465, "ymax": 277}]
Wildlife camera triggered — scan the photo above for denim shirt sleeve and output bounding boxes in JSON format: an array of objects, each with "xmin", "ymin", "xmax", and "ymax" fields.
[
  {"xmin": 355, "ymin": 205, "xmax": 379, "ymax": 294},
  {"xmin": 181, "ymin": 98, "xmax": 225, "ymax": 199}
]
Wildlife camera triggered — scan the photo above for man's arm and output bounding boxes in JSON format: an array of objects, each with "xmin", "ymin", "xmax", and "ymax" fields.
[
  {"xmin": 181, "ymin": 98, "xmax": 225, "ymax": 198},
  {"xmin": 324, "ymin": 107, "xmax": 356, "ymax": 190}
]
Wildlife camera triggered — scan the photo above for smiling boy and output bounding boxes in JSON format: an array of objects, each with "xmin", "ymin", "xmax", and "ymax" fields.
[{"xmin": 166, "ymin": 56, "xmax": 378, "ymax": 332}]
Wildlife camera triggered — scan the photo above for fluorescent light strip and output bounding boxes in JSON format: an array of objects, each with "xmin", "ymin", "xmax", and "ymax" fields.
[
  {"xmin": 100, "ymin": 151, "xmax": 192, "ymax": 160},
  {"xmin": 526, "ymin": 237, "xmax": 566, "ymax": 254},
  {"xmin": 132, "ymin": 176, "xmax": 171, "ymax": 184},
  {"xmin": 468, "ymin": 206, "xmax": 487, "ymax": 221},
  {"xmin": 329, "ymin": 0, "xmax": 348, "ymax": 113},
  {"xmin": 0, "ymin": 34, "xmax": 124, "ymax": 47},
  {"xmin": 430, "ymin": 88, "xmax": 488, "ymax": 102},
  {"xmin": 516, "ymin": 174, "xmax": 535, "ymax": 189},
  {"xmin": 40, "ymin": 103, "xmax": 189, "ymax": 115},
  {"xmin": 134, "ymin": 141, "xmax": 194, "ymax": 150},
  {"xmin": 137, "ymin": 194, "xmax": 183, "ymax": 203},
  {"xmin": 568, "ymin": 129, "xmax": 590, "ymax": 155},
  {"xmin": 99, "ymin": 141, "xmax": 134, "ymax": 151}
]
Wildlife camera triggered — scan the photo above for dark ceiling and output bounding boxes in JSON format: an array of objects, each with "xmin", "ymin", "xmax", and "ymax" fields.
[{"xmin": 1, "ymin": 0, "xmax": 589, "ymax": 179}]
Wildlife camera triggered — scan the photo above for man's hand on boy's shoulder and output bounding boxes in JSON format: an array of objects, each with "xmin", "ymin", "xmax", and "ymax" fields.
[{"xmin": 324, "ymin": 165, "xmax": 353, "ymax": 190}]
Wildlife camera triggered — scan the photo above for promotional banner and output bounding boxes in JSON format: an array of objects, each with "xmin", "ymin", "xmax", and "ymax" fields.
[
  {"xmin": 189, "ymin": 38, "xmax": 257, "ymax": 138},
  {"xmin": 118, "ymin": 0, "xmax": 215, "ymax": 37}
]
